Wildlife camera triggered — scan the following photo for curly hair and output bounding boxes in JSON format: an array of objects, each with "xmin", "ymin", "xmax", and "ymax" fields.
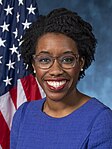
[{"xmin": 21, "ymin": 8, "xmax": 97, "ymax": 80}]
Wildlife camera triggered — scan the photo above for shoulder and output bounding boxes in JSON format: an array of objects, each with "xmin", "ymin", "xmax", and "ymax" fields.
[
  {"xmin": 88, "ymin": 98, "xmax": 110, "ymax": 109},
  {"xmin": 10, "ymin": 98, "xmax": 45, "ymax": 147},
  {"xmin": 12, "ymin": 98, "xmax": 45, "ymax": 126},
  {"xmin": 85, "ymin": 98, "xmax": 112, "ymax": 115},
  {"xmin": 87, "ymin": 98, "xmax": 112, "ymax": 127},
  {"xmin": 10, "ymin": 101, "xmax": 29, "ymax": 148},
  {"xmin": 14, "ymin": 98, "xmax": 45, "ymax": 117},
  {"xmin": 80, "ymin": 98, "xmax": 111, "ymax": 121},
  {"xmin": 92, "ymin": 107, "xmax": 112, "ymax": 129},
  {"xmin": 88, "ymin": 98, "xmax": 112, "ymax": 148},
  {"xmin": 12, "ymin": 101, "xmax": 29, "ymax": 125}
]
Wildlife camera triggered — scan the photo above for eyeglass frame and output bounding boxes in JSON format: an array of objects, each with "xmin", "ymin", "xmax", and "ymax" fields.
[{"xmin": 32, "ymin": 53, "xmax": 80, "ymax": 69}]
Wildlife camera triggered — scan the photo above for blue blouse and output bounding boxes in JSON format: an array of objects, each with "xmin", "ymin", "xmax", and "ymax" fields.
[{"xmin": 10, "ymin": 98, "xmax": 112, "ymax": 149}]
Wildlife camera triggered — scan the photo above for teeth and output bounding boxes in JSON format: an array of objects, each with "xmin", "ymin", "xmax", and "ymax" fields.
[{"xmin": 47, "ymin": 80, "xmax": 66, "ymax": 88}]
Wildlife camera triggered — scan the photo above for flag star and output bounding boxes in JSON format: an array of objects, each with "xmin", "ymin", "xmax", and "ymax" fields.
[
  {"xmin": 18, "ymin": 0, "xmax": 24, "ymax": 6},
  {"xmin": 4, "ymin": 5, "xmax": 13, "ymax": 15},
  {"xmin": 0, "ymin": 0, "xmax": 2, "ymax": 5},
  {"xmin": 19, "ymin": 40, "xmax": 23, "ymax": 46},
  {"xmin": 24, "ymin": 63, "xmax": 29, "ymax": 70},
  {"xmin": 9, "ymin": 44, "xmax": 18, "ymax": 54},
  {"xmin": 0, "ymin": 37, "xmax": 6, "ymax": 47},
  {"xmin": 13, "ymin": 28, "xmax": 18, "ymax": 38},
  {"xmin": 22, "ymin": 19, "xmax": 31, "ymax": 30},
  {"xmin": 17, "ymin": 35, "xmax": 23, "ymax": 46},
  {"xmin": 0, "ymin": 21, "xmax": 10, "ymax": 32},
  {"xmin": 6, "ymin": 60, "xmax": 15, "ymax": 70},
  {"xmin": 0, "ymin": 56, "xmax": 3, "ymax": 63},
  {"xmin": 17, "ymin": 53, "xmax": 21, "ymax": 61},
  {"xmin": 3, "ymin": 76, "xmax": 12, "ymax": 86},
  {"xmin": 17, "ymin": 68, "xmax": 19, "ymax": 74},
  {"xmin": 27, "ymin": 4, "xmax": 36, "ymax": 15},
  {"xmin": 16, "ymin": 12, "xmax": 20, "ymax": 23},
  {"xmin": 26, "ymin": 64, "xmax": 28, "ymax": 70}
]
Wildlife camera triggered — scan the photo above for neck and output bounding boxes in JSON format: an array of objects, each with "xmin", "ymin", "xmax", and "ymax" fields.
[{"xmin": 43, "ymin": 89, "xmax": 90, "ymax": 118}]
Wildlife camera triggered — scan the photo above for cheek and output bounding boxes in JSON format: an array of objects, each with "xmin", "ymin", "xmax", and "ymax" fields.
[
  {"xmin": 69, "ymin": 66, "xmax": 80, "ymax": 78},
  {"xmin": 35, "ymin": 68, "xmax": 44, "ymax": 83},
  {"xmin": 35, "ymin": 68, "xmax": 49, "ymax": 90},
  {"xmin": 68, "ymin": 67, "xmax": 81, "ymax": 84},
  {"xmin": 36, "ymin": 68, "xmax": 43, "ymax": 76}
]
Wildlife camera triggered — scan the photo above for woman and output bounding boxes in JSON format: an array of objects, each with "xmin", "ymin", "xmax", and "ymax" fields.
[{"xmin": 10, "ymin": 8, "xmax": 112, "ymax": 148}]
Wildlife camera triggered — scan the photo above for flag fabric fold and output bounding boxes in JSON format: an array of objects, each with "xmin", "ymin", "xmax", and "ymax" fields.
[{"xmin": 0, "ymin": 0, "xmax": 45, "ymax": 149}]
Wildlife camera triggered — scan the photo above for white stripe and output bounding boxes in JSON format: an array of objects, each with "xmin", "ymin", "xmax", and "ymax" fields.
[
  {"xmin": 0, "ymin": 92, "xmax": 16, "ymax": 130},
  {"xmin": 0, "ymin": 145, "xmax": 3, "ymax": 149},
  {"xmin": 17, "ymin": 79, "xmax": 27, "ymax": 109},
  {"xmin": 35, "ymin": 78, "xmax": 46, "ymax": 98}
]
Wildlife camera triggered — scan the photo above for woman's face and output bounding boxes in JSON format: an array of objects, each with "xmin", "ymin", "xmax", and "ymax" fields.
[{"xmin": 33, "ymin": 33, "xmax": 84, "ymax": 102}]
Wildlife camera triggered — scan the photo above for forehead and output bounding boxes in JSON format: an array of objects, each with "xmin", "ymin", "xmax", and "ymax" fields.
[{"xmin": 35, "ymin": 33, "xmax": 78, "ymax": 55}]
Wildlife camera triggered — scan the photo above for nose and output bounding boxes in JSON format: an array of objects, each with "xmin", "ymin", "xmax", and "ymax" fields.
[{"xmin": 49, "ymin": 60, "xmax": 64, "ymax": 76}]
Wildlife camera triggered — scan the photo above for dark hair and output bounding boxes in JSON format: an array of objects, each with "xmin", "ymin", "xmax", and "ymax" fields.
[{"xmin": 21, "ymin": 8, "xmax": 97, "ymax": 80}]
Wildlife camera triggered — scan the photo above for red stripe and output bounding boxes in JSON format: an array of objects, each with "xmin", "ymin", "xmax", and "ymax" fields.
[
  {"xmin": 20, "ymin": 74, "xmax": 42, "ymax": 101},
  {"xmin": 0, "ymin": 112, "xmax": 10, "ymax": 149},
  {"xmin": 10, "ymin": 87, "xmax": 17, "ymax": 109}
]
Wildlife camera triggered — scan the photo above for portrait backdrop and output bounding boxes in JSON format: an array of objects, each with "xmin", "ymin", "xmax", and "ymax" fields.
[
  {"xmin": 37, "ymin": 0, "xmax": 112, "ymax": 108},
  {"xmin": 0, "ymin": 1, "xmax": 111, "ymax": 148}
]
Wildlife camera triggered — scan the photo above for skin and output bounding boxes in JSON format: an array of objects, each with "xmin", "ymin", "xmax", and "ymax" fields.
[{"xmin": 33, "ymin": 33, "xmax": 91, "ymax": 118}]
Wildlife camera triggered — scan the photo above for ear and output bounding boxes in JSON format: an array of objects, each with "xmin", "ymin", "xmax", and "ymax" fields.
[{"xmin": 79, "ymin": 57, "xmax": 85, "ymax": 71}]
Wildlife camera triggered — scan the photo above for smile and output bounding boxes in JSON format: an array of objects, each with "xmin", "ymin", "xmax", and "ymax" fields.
[{"xmin": 46, "ymin": 80, "xmax": 67, "ymax": 90}]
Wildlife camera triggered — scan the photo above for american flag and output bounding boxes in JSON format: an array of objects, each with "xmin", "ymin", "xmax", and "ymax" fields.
[{"xmin": 0, "ymin": 0, "xmax": 45, "ymax": 148}]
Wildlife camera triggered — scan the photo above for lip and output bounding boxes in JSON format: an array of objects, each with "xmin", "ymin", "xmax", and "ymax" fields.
[
  {"xmin": 45, "ymin": 78, "xmax": 69, "ymax": 91},
  {"xmin": 45, "ymin": 77, "xmax": 69, "ymax": 81}
]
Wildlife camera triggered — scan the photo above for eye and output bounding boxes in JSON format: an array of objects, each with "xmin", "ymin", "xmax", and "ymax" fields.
[
  {"xmin": 61, "ymin": 56, "xmax": 75, "ymax": 64},
  {"xmin": 38, "ymin": 56, "xmax": 51, "ymax": 64}
]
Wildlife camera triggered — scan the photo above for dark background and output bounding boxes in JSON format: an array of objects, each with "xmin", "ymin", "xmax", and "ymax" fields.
[{"xmin": 36, "ymin": 0, "xmax": 112, "ymax": 108}]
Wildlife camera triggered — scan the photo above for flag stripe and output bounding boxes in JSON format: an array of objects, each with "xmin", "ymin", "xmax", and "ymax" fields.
[
  {"xmin": 0, "ymin": 92, "xmax": 16, "ymax": 129},
  {"xmin": 36, "ymin": 78, "xmax": 45, "ymax": 99},
  {"xmin": 10, "ymin": 87, "xmax": 17, "ymax": 109},
  {"xmin": 0, "ymin": 112, "xmax": 10, "ymax": 149},
  {"xmin": 20, "ymin": 74, "xmax": 42, "ymax": 101},
  {"xmin": 16, "ymin": 79, "xmax": 28, "ymax": 109},
  {"xmin": 0, "ymin": 145, "xmax": 3, "ymax": 149}
]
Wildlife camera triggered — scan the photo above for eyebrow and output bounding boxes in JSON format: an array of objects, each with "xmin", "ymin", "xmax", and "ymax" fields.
[
  {"xmin": 37, "ymin": 50, "xmax": 77, "ymax": 55},
  {"xmin": 63, "ymin": 51, "xmax": 76, "ymax": 54},
  {"xmin": 37, "ymin": 51, "xmax": 50, "ymax": 55}
]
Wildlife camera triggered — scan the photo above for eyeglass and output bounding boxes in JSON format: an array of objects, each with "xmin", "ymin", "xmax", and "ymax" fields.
[{"xmin": 33, "ymin": 53, "xmax": 79, "ymax": 69}]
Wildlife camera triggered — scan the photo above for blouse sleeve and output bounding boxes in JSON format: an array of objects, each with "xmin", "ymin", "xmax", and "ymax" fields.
[
  {"xmin": 10, "ymin": 102, "xmax": 29, "ymax": 149},
  {"xmin": 88, "ymin": 108, "xmax": 112, "ymax": 149}
]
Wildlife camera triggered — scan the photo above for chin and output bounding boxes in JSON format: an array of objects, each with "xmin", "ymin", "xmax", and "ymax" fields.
[{"xmin": 45, "ymin": 91, "xmax": 67, "ymax": 102}]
